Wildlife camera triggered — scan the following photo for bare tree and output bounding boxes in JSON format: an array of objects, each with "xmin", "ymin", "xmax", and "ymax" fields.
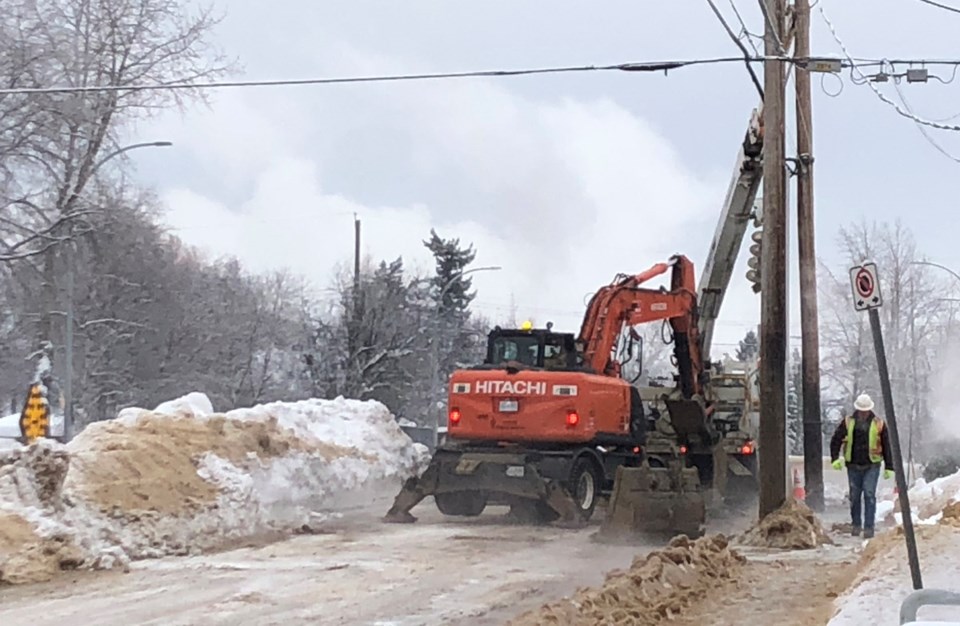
[
  {"xmin": 818, "ymin": 219, "xmax": 948, "ymax": 457},
  {"xmin": 0, "ymin": 0, "xmax": 233, "ymax": 396}
]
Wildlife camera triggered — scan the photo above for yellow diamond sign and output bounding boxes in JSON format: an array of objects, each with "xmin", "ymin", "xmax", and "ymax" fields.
[{"xmin": 19, "ymin": 383, "xmax": 50, "ymax": 443}]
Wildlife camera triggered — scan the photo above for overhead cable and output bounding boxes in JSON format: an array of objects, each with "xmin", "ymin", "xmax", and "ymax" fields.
[
  {"xmin": 705, "ymin": 0, "xmax": 765, "ymax": 97},
  {"xmin": 818, "ymin": 4, "xmax": 960, "ymax": 132},
  {"xmin": 912, "ymin": 0, "xmax": 960, "ymax": 15}
]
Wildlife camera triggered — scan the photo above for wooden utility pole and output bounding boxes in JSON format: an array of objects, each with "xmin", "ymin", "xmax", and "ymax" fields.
[
  {"xmin": 353, "ymin": 213, "xmax": 361, "ymax": 295},
  {"xmin": 795, "ymin": 0, "xmax": 824, "ymax": 512},
  {"xmin": 759, "ymin": 0, "xmax": 788, "ymax": 519},
  {"xmin": 349, "ymin": 214, "xmax": 362, "ymax": 375}
]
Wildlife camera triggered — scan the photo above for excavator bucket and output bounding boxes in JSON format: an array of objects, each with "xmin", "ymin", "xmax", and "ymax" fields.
[
  {"xmin": 596, "ymin": 461, "xmax": 705, "ymax": 542},
  {"xmin": 382, "ymin": 455, "xmax": 441, "ymax": 523}
]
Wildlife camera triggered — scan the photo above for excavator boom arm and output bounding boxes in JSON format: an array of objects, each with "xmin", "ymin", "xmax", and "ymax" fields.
[{"xmin": 578, "ymin": 255, "xmax": 703, "ymax": 397}]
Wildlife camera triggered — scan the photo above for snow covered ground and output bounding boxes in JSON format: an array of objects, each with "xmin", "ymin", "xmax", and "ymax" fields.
[
  {"xmin": 0, "ymin": 393, "xmax": 428, "ymax": 583},
  {"xmin": 829, "ymin": 469, "xmax": 960, "ymax": 624}
]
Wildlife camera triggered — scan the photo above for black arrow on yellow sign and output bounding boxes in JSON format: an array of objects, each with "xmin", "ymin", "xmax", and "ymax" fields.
[{"xmin": 19, "ymin": 383, "xmax": 50, "ymax": 443}]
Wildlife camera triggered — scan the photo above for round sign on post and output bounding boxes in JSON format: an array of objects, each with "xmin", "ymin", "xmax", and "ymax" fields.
[{"xmin": 849, "ymin": 262, "xmax": 882, "ymax": 311}]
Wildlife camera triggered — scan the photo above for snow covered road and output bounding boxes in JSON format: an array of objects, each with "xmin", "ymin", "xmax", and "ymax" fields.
[{"xmin": 0, "ymin": 501, "xmax": 685, "ymax": 625}]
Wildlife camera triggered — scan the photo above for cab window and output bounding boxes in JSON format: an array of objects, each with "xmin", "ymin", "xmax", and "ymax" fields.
[{"xmin": 490, "ymin": 336, "xmax": 540, "ymax": 366}]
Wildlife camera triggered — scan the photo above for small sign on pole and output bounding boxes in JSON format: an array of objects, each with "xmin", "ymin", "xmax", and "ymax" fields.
[
  {"xmin": 849, "ymin": 262, "xmax": 882, "ymax": 311},
  {"xmin": 850, "ymin": 261, "xmax": 923, "ymax": 590},
  {"xmin": 18, "ymin": 383, "xmax": 50, "ymax": 443}
]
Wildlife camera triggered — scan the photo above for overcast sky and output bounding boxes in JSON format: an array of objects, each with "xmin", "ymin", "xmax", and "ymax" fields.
[{"xmin": 123, "ymin": 0, "xmax": 960, "ymax": 359}]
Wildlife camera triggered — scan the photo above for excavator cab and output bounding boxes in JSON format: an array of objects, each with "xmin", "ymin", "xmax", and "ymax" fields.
[{"xmin": 482, "ymin": 326, "xmax": 580, "ymax": 372}]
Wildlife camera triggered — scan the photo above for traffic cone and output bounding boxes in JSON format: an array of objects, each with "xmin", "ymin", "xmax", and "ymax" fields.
[{"xmin": 792, "ymin": 467, "xmax": 806, "ymax": 500}]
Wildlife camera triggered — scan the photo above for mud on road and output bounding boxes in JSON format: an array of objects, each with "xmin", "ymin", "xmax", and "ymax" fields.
[
  {"xmin": 0, "ymin": 501, "xmax": 661, "ymax": 625},
  {"xmin": 0, "ymin": 495, "xmax": 767, "ymax": 626}
]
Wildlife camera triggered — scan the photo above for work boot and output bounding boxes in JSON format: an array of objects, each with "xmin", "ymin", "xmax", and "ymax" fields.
[
  {"xmin": 864, "ymin": 528, "xmax": 875, "ymax": 539},
  {"xmin": 851, "ymin": 526, "xmax": 862, "ymax": 537}
]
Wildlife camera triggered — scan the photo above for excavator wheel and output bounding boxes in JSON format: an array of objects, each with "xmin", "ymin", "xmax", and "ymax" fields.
[
  {"xmin": 435, "ymin": 491, "xmax": 488, "ymax": 517},
  {"xmin": 568, "ymin": 457, "xmax": 601, "ymax": 521}
]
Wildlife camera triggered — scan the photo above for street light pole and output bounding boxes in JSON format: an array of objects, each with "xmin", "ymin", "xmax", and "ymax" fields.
[
  {"xmin": 430, "ymin": 265, "xmax": 501, "ymax": 448},
  {"xmin": 63, "ymin": 140, "xmax": 173, "ymax": 441}
]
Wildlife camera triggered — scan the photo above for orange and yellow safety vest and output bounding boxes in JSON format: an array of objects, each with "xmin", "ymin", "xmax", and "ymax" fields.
[{"xmin": 843, "ymin": 415, "xmax": 885, "ymax": 464}]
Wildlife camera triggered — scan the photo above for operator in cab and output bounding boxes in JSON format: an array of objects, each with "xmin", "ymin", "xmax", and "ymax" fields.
[{"xmin": 543, "ymin": 340, "xmax": 566, "ymax": 370}]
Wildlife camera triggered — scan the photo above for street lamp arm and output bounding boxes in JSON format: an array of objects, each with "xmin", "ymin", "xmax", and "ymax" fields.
[
  {"xmin": 438, "ymin": 265, "xmax": 503, "ymax": 299},
  {"xmin": 93, "ymin": 141, "xmax": 173, "ymax": 173},
  {"xmin": 910, "ymin": 260, "xmax": 960, "ymax": 287}
]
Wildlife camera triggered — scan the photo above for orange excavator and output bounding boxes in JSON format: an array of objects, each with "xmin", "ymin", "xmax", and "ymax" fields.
[{"xmin": 383, "ymin": 254, "xmax": 712, "ymax": 537}]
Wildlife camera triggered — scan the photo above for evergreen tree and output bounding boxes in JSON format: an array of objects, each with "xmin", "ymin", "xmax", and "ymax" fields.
[
  {"xmin": 423, "ymin": 229, "xmax": 478, "ymax": 316},
  {"xmin": 423, "ymin": 229, "xmax": 479, "ymax": 423},
  {"xmin": 736, "ymin": 330, "xmax": 760, "ymax": 362}
]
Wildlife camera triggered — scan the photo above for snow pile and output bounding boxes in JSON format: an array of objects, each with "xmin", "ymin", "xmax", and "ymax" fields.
[
  {"xmin": 0, "ymin": 394, "xmax": 426, "ymax": 584},
  {"xmin": 876, "ymin": 468, "xmax": 960, "ymax": 527},
  {"xmin": 507, "ymin": 534, "xmax": 745, "ymax": 626},
  {"xmin": 737, "ymin": 499, "xmax": 832, "ymax": 550},
  {"xmin": 116, "ymin": 391, "xmax": 215, "ymax": 424}
]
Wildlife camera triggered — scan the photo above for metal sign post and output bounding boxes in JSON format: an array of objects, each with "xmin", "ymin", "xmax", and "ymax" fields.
[{"xmin": 849, "ymin": 262, "xmax": 923, "ymax": 590}]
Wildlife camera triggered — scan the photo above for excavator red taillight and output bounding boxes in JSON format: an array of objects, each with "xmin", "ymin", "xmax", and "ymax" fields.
[
  {"xmin": 449, "ymin": 408, "xmax": 462, "ymax": 425},
  {"xmin": 566, "ymin": 411, "xmax": 580, "ymax": 427},
  {"xmin": 679, "ymin": 445, "xmax": 688, "ymax": 455},
  {"xmin": 741, "ymin": 440, "xmax": 755, "ymax": 455}
]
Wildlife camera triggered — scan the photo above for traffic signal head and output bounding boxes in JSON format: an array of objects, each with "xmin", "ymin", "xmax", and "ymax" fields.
[{"xmin": 746, "ymin": 227, "xmax": 762, "ymax": 293}]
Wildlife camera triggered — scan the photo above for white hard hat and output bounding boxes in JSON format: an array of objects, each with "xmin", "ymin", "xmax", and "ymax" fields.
[{"xmin": 854, "ymin": 394, "xmax": 875, "ymax": 412}]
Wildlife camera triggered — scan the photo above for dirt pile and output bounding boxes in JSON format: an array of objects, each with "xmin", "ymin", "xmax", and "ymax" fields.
[
  {"xmin": 507, "ymin": 534, "xmax": 745, "ymax": 626},
  {"xmin": 64, "ymin": 414, "xmax": 340, "ymax": 516},
  {"xmin": 737, "ymin": 498, "xmax": 832, "ymax": 550},
  {"xmin": 0, "ymin": 440, "xmax": 70, "ymax": 510},
  {"xmin": 0, "ymin": 514, "xmax": 84, "ymax": 584},
  {"xmin": 0, "ymin": 445, "xmax": 86, "ymax": 584},
  {"xmin": 941, "ymin": 500, "xmax": 960, "ymax": 525},
  {"xmin": 0, "ymin": 394, "xmax": 426, "ymax": 585}
]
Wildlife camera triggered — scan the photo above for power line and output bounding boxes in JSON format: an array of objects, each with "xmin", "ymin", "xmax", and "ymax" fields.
[
  {"xmin": 912, "ymin": 0, "xmax": 960, "ymax": 14},
  {"xmin": 705, "ymin": 0, "xmax": 765, "ymax": 97},
  {"xmin": 5, "ymin": 54, "xmax": 960, "ymax": 96},
  {"xmin": 0, "ymin": 58, "xmax": 759, "ymax": 95},
  {"xmin": 819, "ymin": 4, "xmax": 960, "ymax": 133},
  {"xmin": 892, "ymin": 79, "xmax": 960, "ymax": 163},
  {"xmin": 728, "ymin": 0, "xmax": 762, "ymax": 54}
]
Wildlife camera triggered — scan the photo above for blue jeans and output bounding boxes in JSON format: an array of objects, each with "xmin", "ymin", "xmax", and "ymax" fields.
[{"xmin": 848, "ymin": 463, "xmax": 881, "ymax": 530}]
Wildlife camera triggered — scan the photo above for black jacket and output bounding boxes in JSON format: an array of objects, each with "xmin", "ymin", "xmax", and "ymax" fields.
[{"xmin": 829, "ymin": 412, "xmax": 894, "ymax": 469}]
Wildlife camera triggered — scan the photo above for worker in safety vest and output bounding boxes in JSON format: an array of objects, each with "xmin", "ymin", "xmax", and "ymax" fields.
[{"xmin": 829, "ymin": 393, "xmax": 894, "ymax": 539}]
